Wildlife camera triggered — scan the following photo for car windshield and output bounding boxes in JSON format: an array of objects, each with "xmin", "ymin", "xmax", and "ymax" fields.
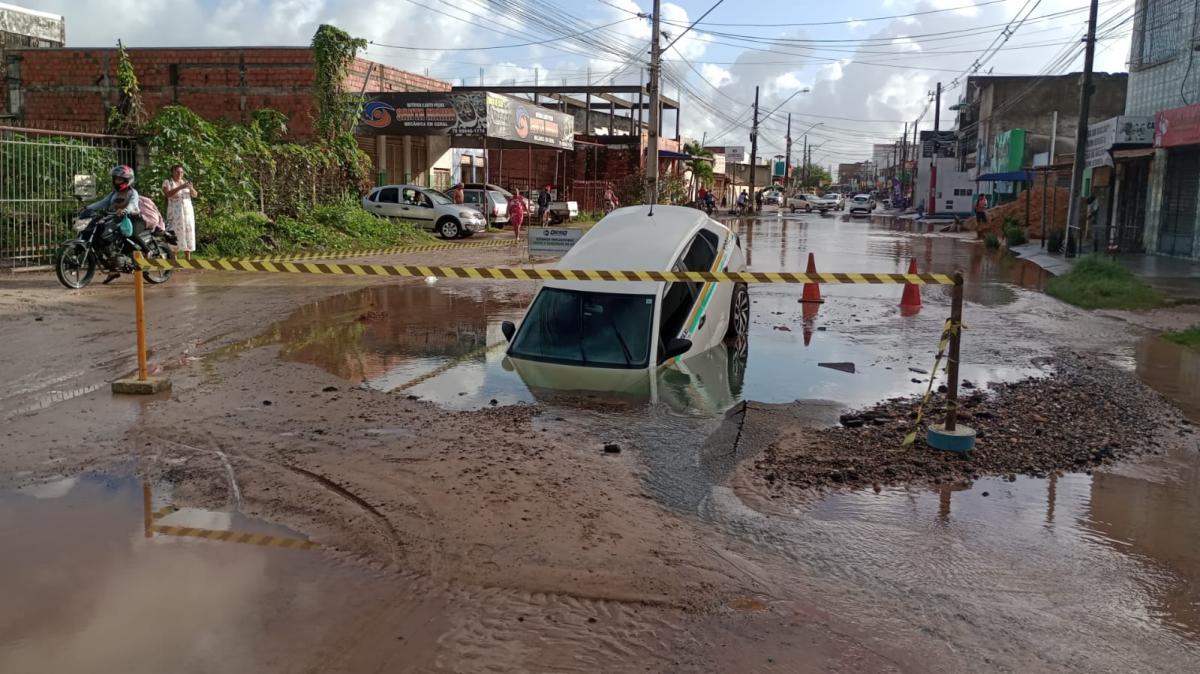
[
  {"xmin": 426, "ymin": 190, "xmax": 452, "ymax": 206},
  {"xmin": 824, "ymin": 194, "xmax": 837, "ymax": 199},
  {"xmin": 509, "ymin": 288, "xmax": 655, "ymax": 369}
]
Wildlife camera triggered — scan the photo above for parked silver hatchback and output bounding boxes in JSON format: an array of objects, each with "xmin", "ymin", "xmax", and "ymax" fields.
[{"xmin": 362, "ymin": 184, "xmax": 487, "ymax": 239}]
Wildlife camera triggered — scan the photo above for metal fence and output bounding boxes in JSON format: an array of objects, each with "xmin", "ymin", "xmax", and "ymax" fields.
[{"xmin": 1, "ymin": 126, "xmax": 136, "ymax": 270}]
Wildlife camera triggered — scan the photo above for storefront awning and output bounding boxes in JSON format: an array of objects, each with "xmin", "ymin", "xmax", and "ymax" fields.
[
  {"xmin": 1112, "ymin": 147, "xmax": 1156, "ymax": 161},
  {"xmin": 976, "ymin": 171, "xmax": 1032, "ymax": 182}
]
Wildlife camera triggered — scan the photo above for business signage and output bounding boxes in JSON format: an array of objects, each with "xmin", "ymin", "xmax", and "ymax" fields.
[
  {"xmin": 920, "ymin": 130, "xmax": 957, "ymax": 158},
  {"xmin": 485, "ymin": 93, "xmax": 574, "ymax": 150},
  {"xmin": 1155, "ymin": 104, "xmax": 1200, "ymax": 148},
  {"xmin": 528, "ymin": 227, "xmax": 584, "ymax": 257},
  {"xmin": 1087, "ymin": 116, "xmax": 1154, "ymax": 167},
  {"xmin": 712, "ymin": 153, "xmax": 726, "ymax": 174},
  {"xmin": 725, "ymin": 146, "xmax": 746, "ymax": 163},
  {"xmin": 358, "ymin": 91, "xmax": 574, "ymax": 149},
  {"xmin": 773, "ymin": 159, "xmax": 787, "ymax": 177}
]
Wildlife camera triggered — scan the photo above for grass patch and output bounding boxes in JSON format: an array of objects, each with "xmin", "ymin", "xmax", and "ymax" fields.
[
  {"xmin": 1164, "ymin": 325, "xmax": 1200, "ymax": 349},
  {"xmin": 197, "ymin": 198, "xmax": 432, "ymax": 258},
  {"xmin": 1045, "ymin": 255, "xmax": 1165, "ymax": 310}
]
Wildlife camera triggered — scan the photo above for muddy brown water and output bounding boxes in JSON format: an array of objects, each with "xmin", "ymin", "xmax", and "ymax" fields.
[{"xmin": 5, "ymin": 212, "xmax": 1200, "ymax": 670}]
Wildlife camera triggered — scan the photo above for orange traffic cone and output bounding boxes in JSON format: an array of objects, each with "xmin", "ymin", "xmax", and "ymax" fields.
[
  {"xmin": 801, "ymin": 252, "xmax": 823, "ymax": 304},
  {"xmin": 801, "ymin": 300, "xmax": 820, "ymax": 346},
  {"xmin": 900, "ymin": 257, "xmax": 922, "ymax": 313}
]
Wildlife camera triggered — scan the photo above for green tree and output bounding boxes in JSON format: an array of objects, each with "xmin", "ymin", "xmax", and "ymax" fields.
[
  {"xmin": 800, "ymin": 163, "xmax": 832, "ymax": 189},
  {"xmin": 682, "ymin": 139, "xmax": 714, "ymax": 199}
]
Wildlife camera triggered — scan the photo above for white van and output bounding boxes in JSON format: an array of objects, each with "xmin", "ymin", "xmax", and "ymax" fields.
[{"xmin": 501, "ymin": 205, "xmax": 749, "ymax": 385}]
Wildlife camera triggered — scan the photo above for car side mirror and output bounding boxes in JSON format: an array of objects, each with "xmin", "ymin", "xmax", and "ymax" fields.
[
  {"xmin": 501, "ymin": 321, "xmax": 516, "ymax": 342},
  {"xmin": 661, "ymin": 338, "xmax": 692, "ymax": 360}
]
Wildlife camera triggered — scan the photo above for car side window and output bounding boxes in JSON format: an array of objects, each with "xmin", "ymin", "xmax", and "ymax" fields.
[
  {"xmin": 464, "ymin": 190, "xmax": 482, "ymax": 204},
  {"xmin": 377, "ymin": 187, "xmax": 399, "ymax": 204}
]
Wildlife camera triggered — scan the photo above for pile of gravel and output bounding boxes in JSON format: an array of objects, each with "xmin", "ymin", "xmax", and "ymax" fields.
[{"xmin": 754, "ymin": 351, "xmax": 1196, "ymax": 493}]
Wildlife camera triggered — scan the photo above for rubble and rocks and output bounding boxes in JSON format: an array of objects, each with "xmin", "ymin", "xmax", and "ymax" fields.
[{"xmin": 754, "ymin": 352, "xmax": 1195, "ymax": 493}]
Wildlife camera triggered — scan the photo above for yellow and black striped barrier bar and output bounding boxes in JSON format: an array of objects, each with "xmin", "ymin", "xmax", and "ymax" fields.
[
  {"xmin": 150, "ymin": 523, "xmax": 320, "ymax": 551},
  {"xmin": 223, "ymin": 237, "xmax": 518, "ymax": 263},
  {"xmin": 139, "ymin": 258, "xmax": 957, "ymax": 285}
]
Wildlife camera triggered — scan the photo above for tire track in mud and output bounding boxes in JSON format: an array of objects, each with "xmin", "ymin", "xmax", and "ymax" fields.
[{"xmin": 276, "ymin": 462, "xmax": 405, "ymax": 551}]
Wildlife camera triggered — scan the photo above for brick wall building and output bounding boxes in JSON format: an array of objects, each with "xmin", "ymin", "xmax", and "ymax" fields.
[{"xmin": 1, "ymin": 46, "xmax": 448, "ymax": 138}]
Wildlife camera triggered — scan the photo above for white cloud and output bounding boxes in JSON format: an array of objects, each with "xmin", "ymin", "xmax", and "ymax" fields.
[{"xmin": 701, "ymin": 63, "xmax": 733, "ymax": 88}]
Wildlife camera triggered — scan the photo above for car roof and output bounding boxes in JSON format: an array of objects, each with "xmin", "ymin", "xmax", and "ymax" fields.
[
  {"xmin": 375, "ymin": 184, "xmax": 433, "ymax": 192},
  {"xmin": 547, "ymin": 205, "xmax": 728, "ymax": 294}
]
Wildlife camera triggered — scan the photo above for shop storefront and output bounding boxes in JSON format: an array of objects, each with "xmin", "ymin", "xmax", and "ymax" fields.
[
  {"xmin": 1149, "ymin": 104, "xmax": 1200, "ymax": 259},
  {"xmin": 1085, "ymin": 115, "xmax": 1154, "ymax": 252}
]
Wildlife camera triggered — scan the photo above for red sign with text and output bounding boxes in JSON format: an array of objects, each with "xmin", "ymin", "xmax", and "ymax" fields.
[{"xmin": 1155, "ymin": 104, "xmax": 1200, "ymax": 147}]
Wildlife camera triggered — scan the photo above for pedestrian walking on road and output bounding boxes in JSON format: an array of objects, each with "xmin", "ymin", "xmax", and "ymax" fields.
[
  {"xmin": 755, "ymin": 190, "xmax": 763, "ymax": 211},
  {"xmin": 973, "ymin": 193, "xmax": 988, "ymax": 226},
  {"xmin": 452, "ymin": 184, "xmax": 465, "ymax": 205},
  {"xmin": 507, "ymin": 187, "xmax": 527, "ymax": 240},
  {"xmin": 162, "ymin": 164, "xmax": 198, "ymax": 260},
  {"xmin": 538, "ymin": 185, "xmax": 552, "ymax": 225}
]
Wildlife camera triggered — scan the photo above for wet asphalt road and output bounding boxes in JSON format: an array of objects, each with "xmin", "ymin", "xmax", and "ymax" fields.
[{"xmin": 3, "ymin": 207, "xmax": 1200, "ymax": 672}]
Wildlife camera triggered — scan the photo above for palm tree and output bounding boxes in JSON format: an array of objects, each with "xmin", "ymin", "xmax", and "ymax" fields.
[{"xmin": 682, "ymin": 140, "xmax": 715, "ymax": 200}]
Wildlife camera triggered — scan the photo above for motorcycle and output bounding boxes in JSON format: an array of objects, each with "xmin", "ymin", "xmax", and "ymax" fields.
[{"xmin": 55, "ymin": 208, "xmax": 176, "ymax": 289}]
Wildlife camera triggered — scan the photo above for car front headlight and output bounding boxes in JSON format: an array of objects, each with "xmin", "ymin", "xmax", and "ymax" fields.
[{"xmin": 459, "ymin": 211, "xmax": 480, "ymax": 219}]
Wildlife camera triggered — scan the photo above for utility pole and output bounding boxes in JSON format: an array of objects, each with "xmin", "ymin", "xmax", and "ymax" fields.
[
  {"xmin": 1066, "ymin": 0, "xmax": 1099, "ymax": 257},
  {"xmin": 785, "ymin": 113, "xmax": 792, "ymax": 189},
  {"xmin": 901, "ymin": 122, "xmax": 908, "ymax": 207},
  {"xmin": 929, "ymin": 81, "xmax": 942, "ymax": 214},
  {"xmin": 749, "ymin": 85, "xmax": 760, "ymax": 210},
  {"xmin": 645, "ymin": 0, "xmax": 663, "ymax": 204},
  {"xmin": 801, "ymin": 133, "xmax": 808, "ymax": 187}
]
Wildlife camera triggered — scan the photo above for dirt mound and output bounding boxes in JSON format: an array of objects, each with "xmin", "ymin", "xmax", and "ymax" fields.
[
  {"xmin": 752, "ymin": 351, "xmax": 1196, "ymax": 493},
  {"xmin": 966, "ymin": 184, "xmax": 1071, "ymax": 237}
]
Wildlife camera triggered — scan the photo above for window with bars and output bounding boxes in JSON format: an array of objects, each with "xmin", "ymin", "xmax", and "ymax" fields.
[{"xmin": 1134, "ymin": 0, "xmax": 1185, "ymax": 68}]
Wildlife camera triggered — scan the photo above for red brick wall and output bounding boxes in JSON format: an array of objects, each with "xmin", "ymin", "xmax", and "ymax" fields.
[{"xmin": 2, "ymin": 47, "xmax": 447, "ymax": 139}]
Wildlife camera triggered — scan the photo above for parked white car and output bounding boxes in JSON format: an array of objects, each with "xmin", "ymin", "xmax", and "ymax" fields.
[
  {"xmin": 362, "ymin": 184, "xmax": 487, "ymax": 239},
  {"xmin": 848, "ymin": 194, "xmax": 875, "ymax": 214},
  {"xmin": 500, "ymin": 205, "xmax": 749, "ymax": 387},
  {"xmin": 823, "ymin": 193, "xmax": 846, "ymax": 211},
  {"xmin": 788, "ymin": 193, "xmax": 838, "ymax": 213}
]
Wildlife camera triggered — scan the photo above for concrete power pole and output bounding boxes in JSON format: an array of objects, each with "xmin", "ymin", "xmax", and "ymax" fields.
[
  {"xmin": 645, "ymin": 0, "xmax": 663, "ymax": 204},
  {"xmin": 929, "ymin": 81, "xmax": 942, "ymax": 214},
  {"xmin": 1065, "ymin": 0, "xmax": 1099, "ymax": 257},
  {"xmin": 785, "ymin": 113, "xmax": 792, "ymax": 189},
  {"xmin": 801, "ymin": 133, "xmax": 808, "ymax": 187},
  {"xmin": 749, "ymin": 85, "xmax": 760, "ymax": 211}
]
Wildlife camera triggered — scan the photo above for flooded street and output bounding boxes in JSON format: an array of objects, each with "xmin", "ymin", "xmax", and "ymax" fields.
[{"xmin": 3, "ymin": 209, "xmax": 1200, "ymax": 671}]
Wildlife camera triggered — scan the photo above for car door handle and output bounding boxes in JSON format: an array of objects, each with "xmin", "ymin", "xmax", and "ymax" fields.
[{"xmin": 698, "ymin": 315, "xmax": 707, "ymax": 329}]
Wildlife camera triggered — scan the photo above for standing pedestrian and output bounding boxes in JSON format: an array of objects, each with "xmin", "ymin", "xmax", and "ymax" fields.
[
  {"xmin": 537, "ymin": 185, "xmax": 552, "ymax": 225},
  {"xmin": 507, "ymin": 186, "xmax": 526, "ymax": 240},
  {"xmin": 755, "ymin": 189, "xmax": 763, "ymax": 212},
  {"xmin": 973, "ymin": 192, "xmax": 988, "ymax": 227},
  {"xmin": 161, "ymin": 164, "xmax": 198, "ymax": 260},
  {"xmin": 452, "ymin": 183, "xmax": 465, "ymax": 205}
]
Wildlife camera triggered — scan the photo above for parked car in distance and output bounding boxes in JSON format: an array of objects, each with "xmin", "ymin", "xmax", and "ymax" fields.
[
  {"xmin": 500, "ymin": 205, "xmax": 749, "ymax": 386},
  {"xmin": 362, "ymin": 184, "xmax": 486, "ymax": 239},
  {"xmin": 460, "ymin": 188, "xmax": 509, "ymax": 227},
  {"xmin": 822, "ymin": 193, "xmax": 845, "ymax": 210},
  {"xmin": 848, "ymin": 194, "xmax": 874, "ymax": 214},
  {"xmin": 764, "ymin": 190, "xmax": 784, "ymax": 205},
  {"xmin": 450, "ymin": 182, "xmax": 512, "ymax": 197},
  {"xmin": 788, "ymin": 193, "xmax": 838, "ymax": 213}
]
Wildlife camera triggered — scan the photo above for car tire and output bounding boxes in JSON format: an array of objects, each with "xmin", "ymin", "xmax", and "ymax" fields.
[
  {"xmin": 725, "ymin": 282, "xmax": 749, "ymax": 343},
  {"xmin": 806, "ymin": 205, "xmax": 812, "ymax": 213},
  {"xmin": 438, "ymin": 218, "xmax": 461, "ymax": 239},
  {"xmin": 790, "ymin": 206, "xmax": 796, "ymax": 214}
]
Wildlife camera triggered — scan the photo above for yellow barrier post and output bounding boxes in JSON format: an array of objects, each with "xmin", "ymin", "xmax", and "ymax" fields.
[{"xmin": 112, "ymin": 252, "xmax": 170, "ymax": 395}]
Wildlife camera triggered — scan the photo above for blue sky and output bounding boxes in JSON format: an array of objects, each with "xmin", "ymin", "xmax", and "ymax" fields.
[{"xmin": 27, "ymin": 0, "xmax": 1134, "ymax": 165}]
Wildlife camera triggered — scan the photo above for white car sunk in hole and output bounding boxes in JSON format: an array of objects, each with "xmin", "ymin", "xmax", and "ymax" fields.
[{"xmin": 500, "ymin": 205, "xmax": 749, "ymax": 396}]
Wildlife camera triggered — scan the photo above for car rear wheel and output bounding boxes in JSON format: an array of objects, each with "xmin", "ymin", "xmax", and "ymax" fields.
[{"xmin": 725, "ymin": 283, "xmax": 749, "ymax": 343}]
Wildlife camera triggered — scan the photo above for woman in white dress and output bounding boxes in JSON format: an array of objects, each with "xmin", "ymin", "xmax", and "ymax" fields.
[{"xmin": 161, "ymin": 164, "xmax": 199, "ymax": 259}]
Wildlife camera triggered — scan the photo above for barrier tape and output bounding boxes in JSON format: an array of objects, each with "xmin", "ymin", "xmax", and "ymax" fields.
[
  {"xmin": 229, "ymin": 237, "xmax": 518, "ymax": 263},
  {"xmin": 151, "ymin": 523, "xmax": 320, "ymax": 550},
  {"xmin": 138, "ymin": 257, "xmax": 957, "ymax": 285},
  {"xmin": 901, "ymin": 319, "xmax": 962, "ymax": 447}
]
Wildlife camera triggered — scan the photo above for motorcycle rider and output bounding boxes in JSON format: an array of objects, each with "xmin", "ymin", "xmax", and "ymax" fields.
[{"xmin": 87, "ymin": 165, "xmax": 142, "ymax": 284}]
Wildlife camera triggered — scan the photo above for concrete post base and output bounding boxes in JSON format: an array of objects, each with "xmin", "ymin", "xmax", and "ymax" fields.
[
  {"xmin": 927, "ymin": 424, "xmax": 977, "ymax": 453},
  {"xmin": 112, "ymin": 377, "xmax": 171, "ymax": 395}
]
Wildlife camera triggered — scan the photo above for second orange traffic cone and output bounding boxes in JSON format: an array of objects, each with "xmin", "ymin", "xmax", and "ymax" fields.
[
  {"xmin": 900, "ymin": 257, "xmax": 922, "ymax": 311},
  {"xmin": 801, "ymin": 252, "xmax": 823, "ymax": 304}
]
